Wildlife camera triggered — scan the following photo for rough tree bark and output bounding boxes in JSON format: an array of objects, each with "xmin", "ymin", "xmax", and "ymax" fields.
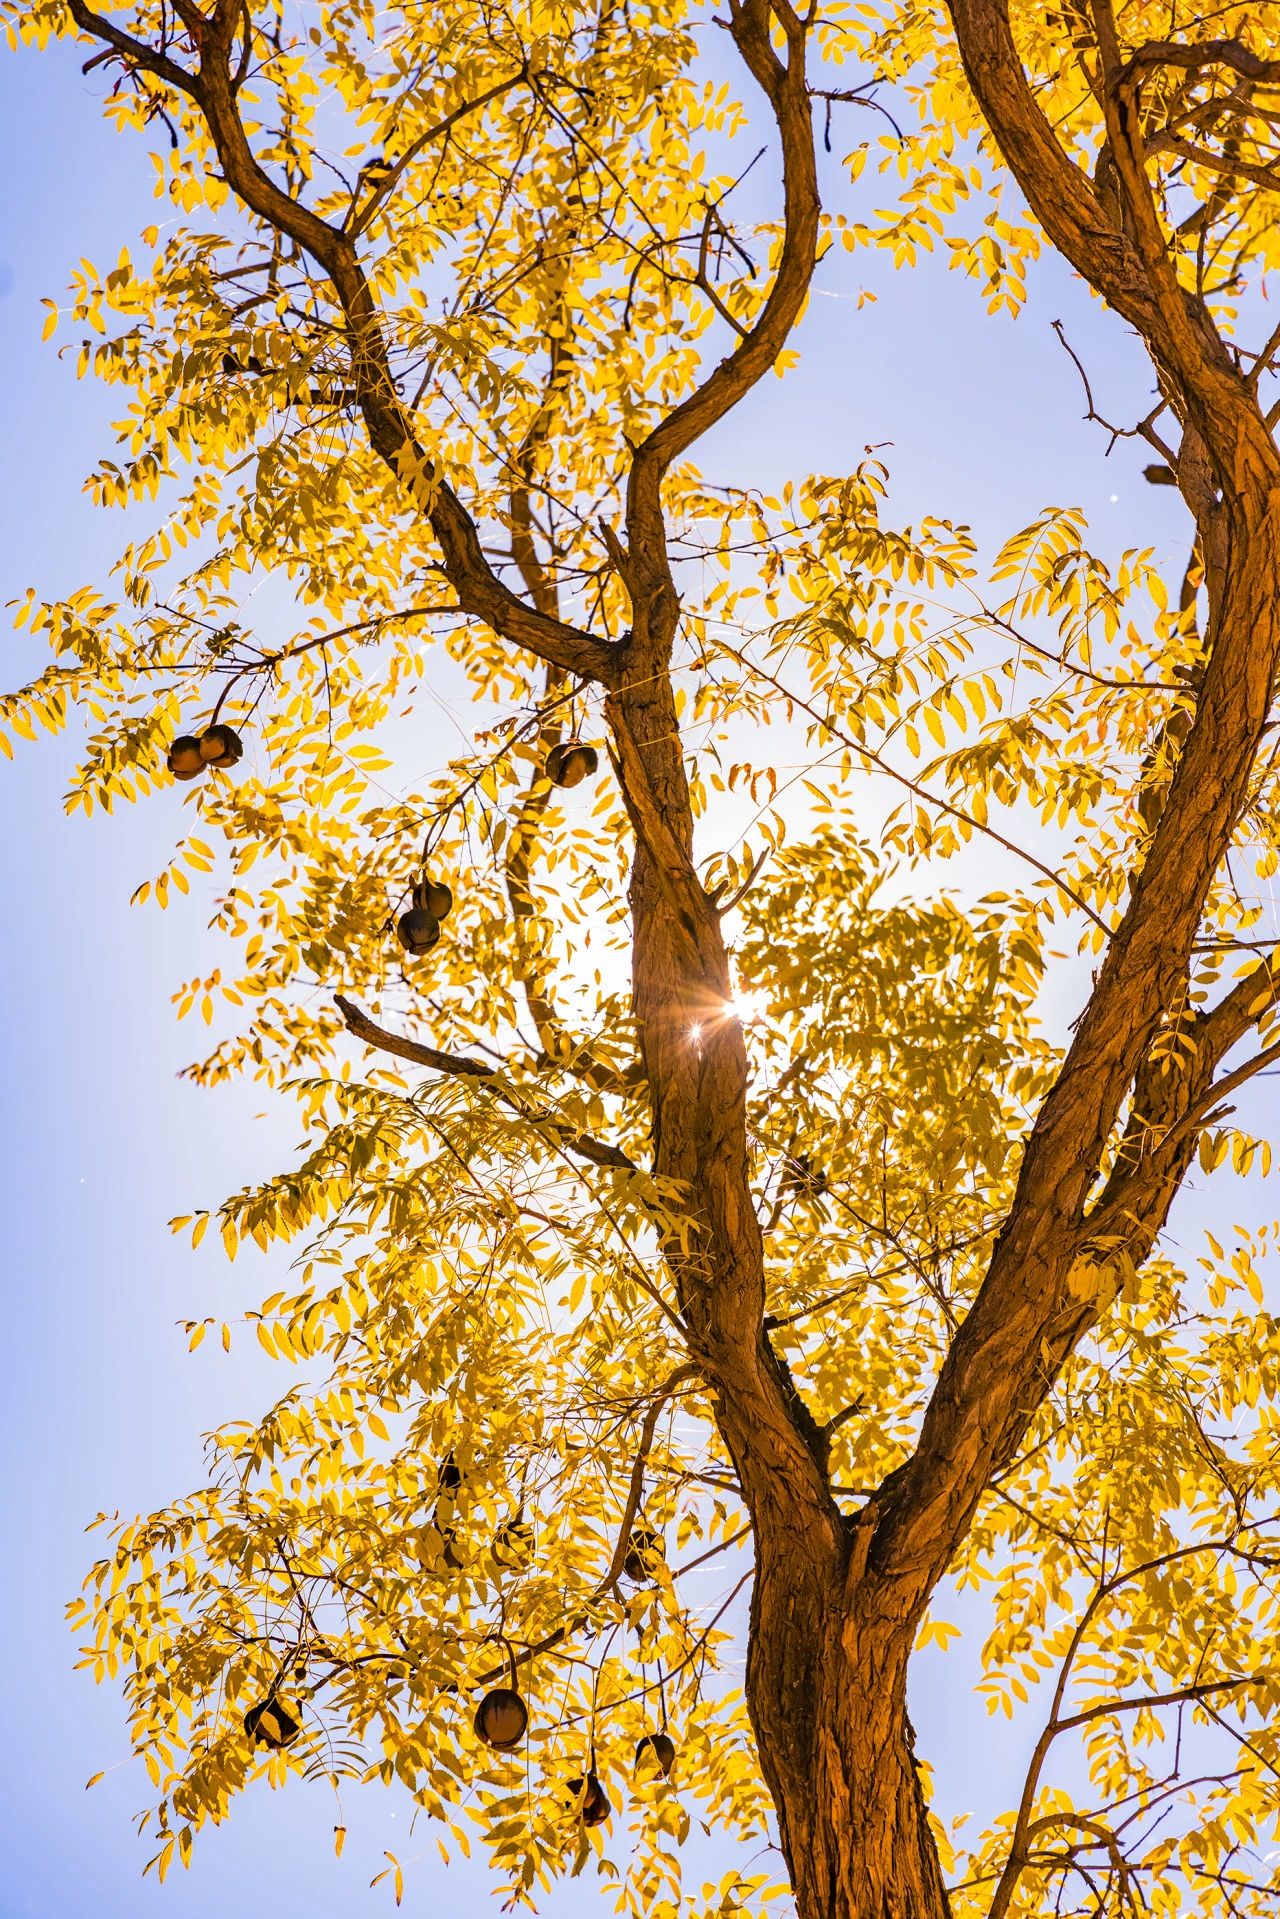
[
  {"xmin": 56, "ymin": 0, "xmax": 1280, "ymax": 1909},
  {"xmin": 606, "ymin": 3, "xmax": 1280, "ymax": 1912}
]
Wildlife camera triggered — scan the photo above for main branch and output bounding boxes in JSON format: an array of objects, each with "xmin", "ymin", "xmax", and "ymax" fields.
[{"xmin": 65, "ymin": 0, "xmax": 619, "ymax": 687}]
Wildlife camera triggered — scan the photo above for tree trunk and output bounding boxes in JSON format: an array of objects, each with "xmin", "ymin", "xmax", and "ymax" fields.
[
  {"xmin": 745, "ymin": 1541, "xmax": 952, "ymax": 1919},
  {"xmin": 613, "ymin": 656, "xmax": 953, "ymax": 1919}
]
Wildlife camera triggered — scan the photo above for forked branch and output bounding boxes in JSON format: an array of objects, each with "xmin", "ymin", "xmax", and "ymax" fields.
[
  {"xmin": 862, "ymin": 0, "xmax": 1280, "ymax": 1621},
  {"xmin": 64, "ymin": 0, "xmax": 619, "ymax": 688},
  {"xmin": 625, "ymin": 0, "xmax": 821, "ymax": 599}
]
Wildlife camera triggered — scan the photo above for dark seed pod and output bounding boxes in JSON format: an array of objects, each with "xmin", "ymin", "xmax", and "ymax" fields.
[
  {"xmin": 635, "ymin": 1732, "xmax": 676, "ymax": 1779},
  {"xmin": 473, "ymin": 1686, "xmax": 528, "ymax": 1751},
  {"xmin": 198, "ymin": 723, "xmax": 244, "ymax": 768},
  {"xmin": 622, "ymin": 1522, "xmax": 664, "ymax": 1584},
  {"xmin": 396, "ymin": 907, "xmax": 441, "ymax": 956},
  {"xmin": 413, "ymin": 877, "xmax": 453, "ymax": 920},
  {"xmin": 491, "ymin": 1514, "xmax": 535, "ymax": 1571},
  {"xmin": 243, "ymin": 1696, "xmax": 301, "ymax": 1749},
  {"xmin": 167, "ymin": 736, "xmax": 205, "ymax": 781},
  {"xmin": 545, "ymin": 741, "xmax": 599, "ymax": 789},
  {"xmin": 567, "ymin": 1770, "xmax": 611, "ymax": 1827}
]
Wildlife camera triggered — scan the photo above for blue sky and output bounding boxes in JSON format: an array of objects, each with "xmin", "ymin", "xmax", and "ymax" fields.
[{"xmin": 0, "ymin": 22, "xmax": 1231, "ymax": 1919}]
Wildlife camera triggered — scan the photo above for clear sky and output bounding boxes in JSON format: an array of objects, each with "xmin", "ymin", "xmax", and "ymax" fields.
[{"xmin": 0, "ymin": 21, "xmax": 1228, "ymax": 1919}]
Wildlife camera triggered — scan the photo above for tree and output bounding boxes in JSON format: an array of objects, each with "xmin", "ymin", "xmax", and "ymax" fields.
[{"xmin": 7, "ymin": 0, "xmax": 1280, "ymax": 1908}]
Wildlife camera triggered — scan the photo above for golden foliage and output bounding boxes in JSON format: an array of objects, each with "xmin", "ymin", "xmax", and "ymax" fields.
[{"xmin": 7, "ymin": 0, "xmax": 1280, "ymax": 1908}]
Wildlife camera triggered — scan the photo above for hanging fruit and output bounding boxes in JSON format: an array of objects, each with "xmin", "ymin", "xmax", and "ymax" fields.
[
  {"xmin": 635, "ymin": 1731, "xmax": 676, "ymax": 1778},
  {"xmin": 545, "ymin": 740, "xmax": 599, "ymax": 789},
  {"xmin": 396, "ymin": 907, "xmax": 440, "ymax": 956},
  {"xmin": 414, "ymin": 876, "xmax": 453, "ymax": 920},
  {"xmin": 166, "ymin": 736, "xmax": 205, "ymax": 781},
  {"xmin": 473, "ymin": 1686, "xmax": 528, "ymax": 1751},
  {"xmin": 199, "ymin": 722, "xmax": 244, "ymax": 769},
  {"xmin": 243, "ymin": 1695, "xmax": 301, "ymax": 1749},
  {"xmin": 622, "ymin": 1521, "xmax": 664, "ymax": 1583},
  {"xmin": 567, "ymin": 1770, "xmax": 611, "ymax": 1827}
]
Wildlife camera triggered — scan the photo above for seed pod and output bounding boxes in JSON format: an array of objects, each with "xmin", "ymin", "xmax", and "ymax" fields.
[
  {"xmin": 166, "ymin": 736, "xmax": 205, "ymax": 781},
  {"xmin": 473, "ymin": 1686, "xmax": 528, "ymax": 1751},
  {"xmin": 622, "ymin": 1522, "xmax": 664, "ymax": 1584},
  {"xmin": 567, "ymin": 1770, "xmax": 611, "ymax": 1827},
  {"xmin": 545, "ymin": 741, "xmax": 599, "ymax": 789},
  {"xmin": 414, "ymin": 877, "xmax": 453, "ymax": 920},
  {"xmin": 396, "ymin": 907, "xmax": 441, "ymax": 956},
  {"xmin": 198, "ymin": 723, "xmax": 244, "ymax": 768},
  {"xmin": 243, "ymin": 1696, "xmax": 301, "ymax": 1750},
  {"xmin": 635, "ymin": 1732, "xmax": 676, "ymax": 1779},
  {"xmin": 491, "ymin": 1513, "xmax": 535, "ymax": 1571}
]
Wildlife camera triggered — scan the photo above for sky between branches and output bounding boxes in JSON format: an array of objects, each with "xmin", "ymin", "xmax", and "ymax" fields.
[{"xmin": 0, "ymin": 23, "xmax": 1254, "ymax": 1916}]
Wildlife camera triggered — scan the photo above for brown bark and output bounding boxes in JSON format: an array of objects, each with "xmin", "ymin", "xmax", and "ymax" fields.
[
  {"xmin": 609, "ymin": 656, "xmax": 952, "ymax": 1914},
  {"xmin": 59, "ymin": 0, "xmax": 1280, "ymax": 1912},
  {"xmin": 747, "ymin": 1527, "xmax": 954, "ymax": 1919},
  {"xmin": 605, "ymin": 8, "xmax": 1280, "ymax": 1909}
]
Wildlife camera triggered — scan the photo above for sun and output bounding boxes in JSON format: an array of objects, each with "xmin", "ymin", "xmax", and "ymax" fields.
[{"xmin": 726, "ymin": 987, "xmax": 771, "ymax": 1025}]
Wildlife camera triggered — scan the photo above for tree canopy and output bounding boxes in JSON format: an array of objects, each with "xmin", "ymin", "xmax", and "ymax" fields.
[{"xmin": 8, "ymin": 0, "xmax": 1280, "ymax": 1912}]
